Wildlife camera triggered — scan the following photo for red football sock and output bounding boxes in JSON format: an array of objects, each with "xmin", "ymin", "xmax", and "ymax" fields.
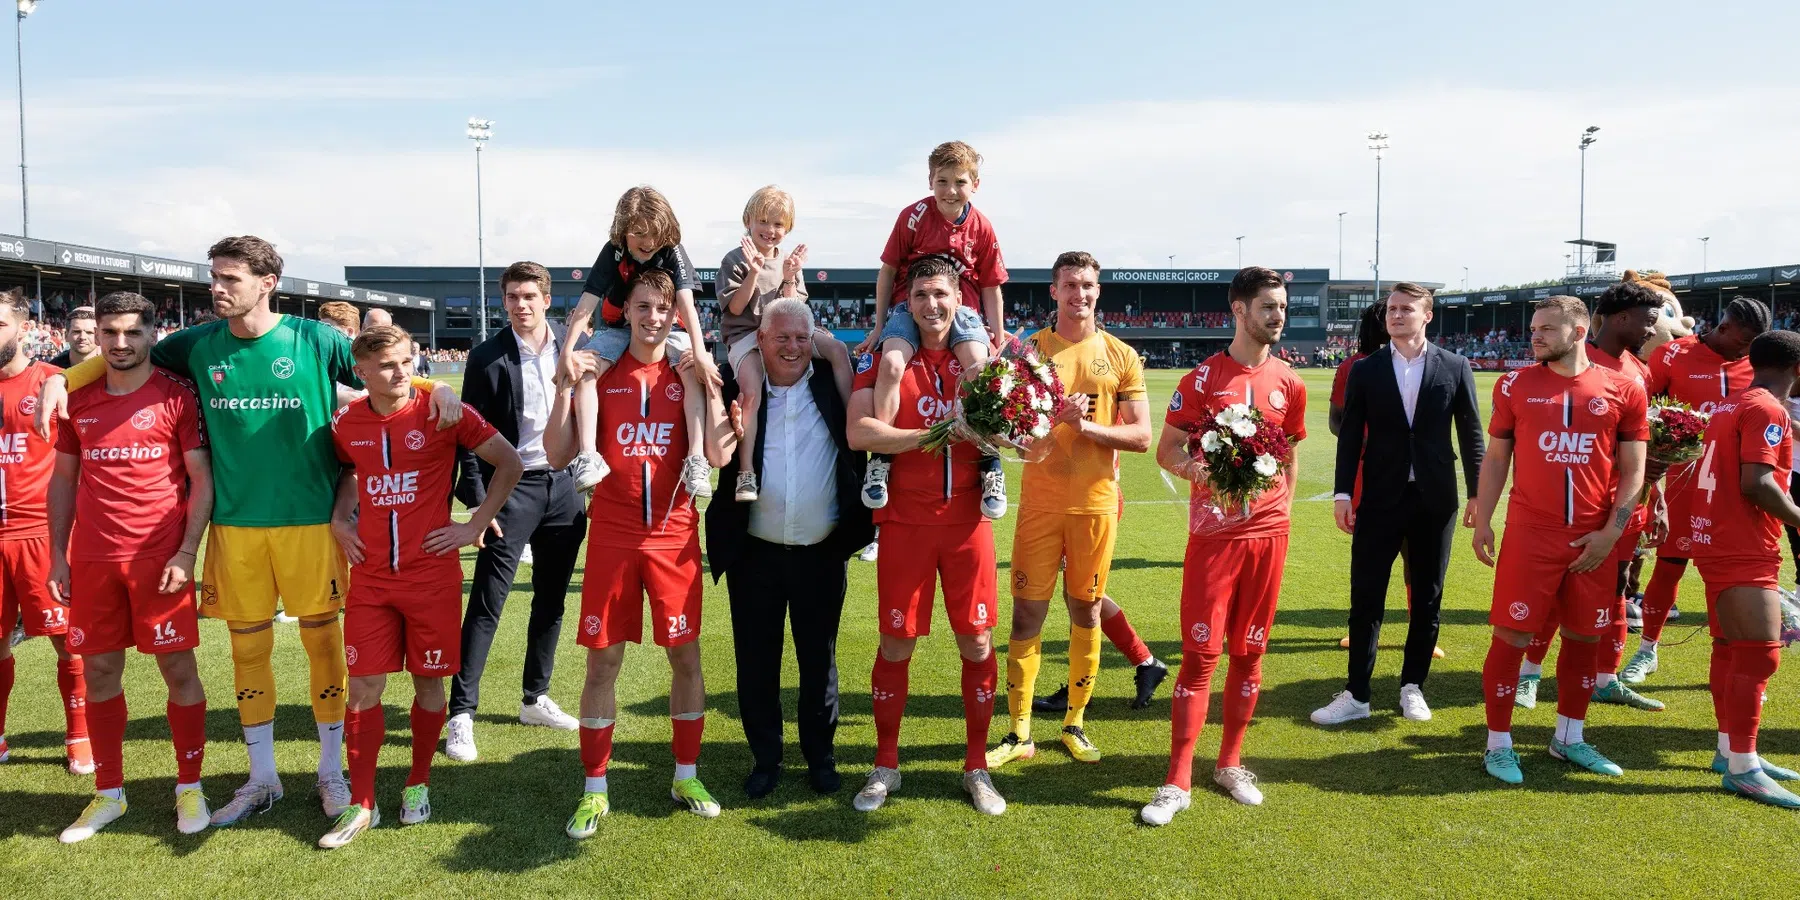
[
  {"xmin": 1709, "ymin": 639, "xmax": 1734, "ymax": 734},
  {"xmin": 0, "ymin": 654, "xmax": 14, "ymax": 736},
  {"xmin": 1482, "ymin": 637, "xmax": 1527, "ymax": 733},
  {"xmin": 671, "ymin": 715, "xmax": 704, "ymax": 767},
  {"xmin": 1525, "ymin": 607, "xmax": 1561, "ymax": 667},
  {"xmin": 1100, "ymin": 606, "xmax": 1153, "ymax": 667},
  {"xmin": 168, "ymin": 699, "xmax": 206, "ymax": 785},
  {"xmin": 579, "ymin": 722, "xmax": 614, "ymax": 778},
  {"xmin": 1217, "ymin": 654, "xmax": 1263, "ymax": 769},
  {"xmin": 89, "ymin": 693, "xmax": 126, "ymax": 792},
  {"xmin": 57, "ymin": 657, "xmax": 89, "ymax": 756},
  {"xmin": 960, "ymin": 654, "xmax": 997, "ymax": 772},
  {"xmin": 346, "ymin": 705, "xmax": 384, "ymax": 810},
  {"xmin": 409, "ymin": 702, "xmax": 445, "ymax": 787},
  {"xmin": 1639, "ymin": 558, "xmax": 1686, "ymax": 642},
  {"xmin": 1554, "ymin": 637, "xmax": 1600, "ymax": 723},
  {"xmin": 1727, "ymin": 640, "xmax": 1782, "ymax": 755},
  {"xmin": 870, "ymin": 654, "xmax": 910, "ymax": 770},
  {"xmin": 1165, "ymin": 650, "xmax": 1219, "ymax": 791},
  {"xmin": 1599, "ymin": 598, "xmax": 1630, "ymax": 674}
]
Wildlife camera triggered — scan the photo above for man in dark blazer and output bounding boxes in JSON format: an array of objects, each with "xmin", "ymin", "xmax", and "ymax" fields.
[
  {"xmin": 445, "ymin": 261, "xmax": 588, "ymax": 760},
  {"xmin": 1313, "ymin": 282, "xmax": 1484, "ymax": 725},
  {"xmin": 707, "ymin": 298, "xmax": 873, "ymax": 798}
]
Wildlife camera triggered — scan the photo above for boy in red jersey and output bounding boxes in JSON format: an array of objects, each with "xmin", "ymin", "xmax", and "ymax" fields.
[
  {"xmin": 1141, "ymin": 267, "xmax": 1307, "ymax": 825},
  {"xmin": 857, "ymin": 141, "xmax": 1009, "ymax": 520},
  {"xmin": 47, "ymin": 292, "xmax": 211, "ymax": 841},
  {"xmin": 321, "ymin": 325, "xmax": 522, "ymax": 849},
  {"xmin": 0, "ymin": 287, "xmax": 89, "ymax": 776},
  {"xmin": 1684, "ymin": 330, "xmax": 1800, "ymax": 806},
  {"xmin": 1626, "ymin": 297, "xmax": 1769, "ymax": 684},
  {"xmin": 846, "ymin": 257, "xmax": 1005, "ymax": 817},
  {"xmin": 548, "ymin": 268, "xmax": 734, "ymax": 838},
  {"xmin": 1516, "ymin": 281, "xmax": 1670, "ymax": 713},
  {"xmin": 1471, "ymin": 296, "xmax": 1647, "ymax": 785}
]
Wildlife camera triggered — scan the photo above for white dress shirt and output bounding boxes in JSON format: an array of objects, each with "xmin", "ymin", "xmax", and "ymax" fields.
[
  {"xmin": 514, "ymin": 326, "xmax": 558, "ymax": 471},
  {"xmin": 748, "ymin": 368, "xmax": 839, "ymax": 546},
  {"xmin": 1393, "ymin": 341, "xmax": 1428, "ymax": 482}
]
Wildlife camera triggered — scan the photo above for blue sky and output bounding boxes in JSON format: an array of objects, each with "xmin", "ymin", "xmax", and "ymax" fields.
[{"xmin": 10, "ymin": 0, "xmax": 1798, "ymax": 287}]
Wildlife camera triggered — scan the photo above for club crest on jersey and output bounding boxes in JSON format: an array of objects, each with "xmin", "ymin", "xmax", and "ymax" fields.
[
  {"xmin": 856, "ymin": 352, "xmax": 874, "ymax": 374},
  {"xmin": 1090, "ymin": 358, "xmax": 1111, "ymax": 377},
  {"xmin": 1270, "ymin": 389, "xmax": 1286, "ymax": 411},
  {"xmin": 948, "ymin": 359, "xmax": 964, "ymax": 377},
  {"xmin": 1169, "ymin": 389, "xmax": 1184, "ymax": 412},
  {"xmin": 405, "ymin": 429, "xmax": 426, "ymax": 451},
  {"xmin": 270, "ymin": 356, "xmax": 295, "ymax": 379},
  {"xmin": 130, "ymin": 408, "xmax": 156, "ymax": 431},
  {"xmin": 1588, "ymin": 397, "xmax": 1608, "ymax": 416},
  {"xmin": 1191, "ymin": 622, "xmax": 1210, "ymax": 644},
  {"xmin": 1766, "ymin": 424, "xmax": 1785, "ymax": 447},
  {"xmin": 666, "ymin": 382, "xmax": 683, "ymax": 403},
  {"xmin": 17, "ymin": 394, "xmax": 35, "ymax": 416},
  {"xmin": 1508, "ymin": 602, "xmax": 1530, "ymax": 621}
]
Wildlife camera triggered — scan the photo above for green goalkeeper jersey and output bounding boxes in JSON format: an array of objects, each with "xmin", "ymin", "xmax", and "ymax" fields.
[{"xmin": 142, "ymin": 315, "xmax": 358, "ymax": 526}]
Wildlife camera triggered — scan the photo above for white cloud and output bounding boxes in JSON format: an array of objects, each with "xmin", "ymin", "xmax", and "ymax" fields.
[{"xmin": 8, "ymin": 83, "xmax": 1799, "ymax": 289}]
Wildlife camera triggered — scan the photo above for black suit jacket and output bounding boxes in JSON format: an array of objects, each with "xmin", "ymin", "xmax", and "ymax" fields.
[
  {"xmin": 454, "ymin": 324, "xmax": 570, "ymax": 508},
  {"xmin": 1334, "ymin": 343, "xmax": 1485, "ymax": 517},
  {"xmin": 706, "ymin": 359, "xmax": 873, "ymax": 581}
]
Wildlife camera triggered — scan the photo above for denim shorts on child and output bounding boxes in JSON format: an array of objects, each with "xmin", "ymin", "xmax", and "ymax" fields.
[
  {"xmin": 578, "ymin": 324, "xmax": 689, "ymax": 364},
  {"xmin": 879, "ymin": 302, "xmax": 988, "ymax": 351}
]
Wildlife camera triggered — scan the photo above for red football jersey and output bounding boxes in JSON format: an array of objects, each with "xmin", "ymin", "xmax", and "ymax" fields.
[
  {"xmin": 56, "ymin": 369, "xmax": 207, "ymax": 562},
  {"xmin": 1164, "ymin": 351, "xmax": 1308, "ymax": 540},
  {"xmin": 589, "ymin": 352, "xmax": 695, "ymax": 549},
  {"xmin": 332, "ymin": 392, "xmax": 498, "ymax": 588},
  {"xmin": 1686, "ymin": 386, "xmax": 1790, "ymax": 561},
  {"xmin": 1488, "ymin": 363, "xmax": 1649, "ymax": 531},
  {"xmin": 880, "ymin": 198, "xmax": 1008, "ymax": 312},
  {"xmin": 1330, "ymin": 353, "xmax": 1364, "ymax": 407},
  {"xmin": 1646, "ymin": 335, "xmax": 1751, "ymax": 414},
  {"xmin": 852, "ymin": 347, "xmax": 980, "ymax": 525},
  {"xmin": 0, "ymin": 362, "xmax": 58, "ymax": 539},
  {"xmin": 1587, "ymin": 342, "xmax": 1651, "ymax": 391}
]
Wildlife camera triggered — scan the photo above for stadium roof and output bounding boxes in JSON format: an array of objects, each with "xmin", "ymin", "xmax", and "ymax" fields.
[
  {"xmin": 0, "ymin": 232, "xmax": 435, "ymax": 310},
  {"xmin": 346, "ymin": 264, "xmax": 1335, "ymax": 287},
  {"xmin": 1434, "ymin": 263, "xmax": 1800, "ymax": 306}
]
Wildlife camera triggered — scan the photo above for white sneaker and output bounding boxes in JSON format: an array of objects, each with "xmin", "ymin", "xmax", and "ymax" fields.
[
  {"xmin": 318, "ymin": 804, "xmax": 378, "ymax": 850},
  {"xmin": 1310, "ymin": 690, "xmax": 1371, "ymax": 725},
  {"xmin": 318, "ymin": 772, "xmax": 352, "ymax": 818},
  {"xmin": 445, "ymin": 712, "xmax": 477, "ymax": 761},
  {"xmin": 680, "ymin": 455, "xmax": 713, "ymax": 499},
  {"xmin": 274, "ymin": 611, "xmax": 299, "ymax": 624},
  {"xmin": 1398, "ymin": 684, "xmax": 1432, "ymax": 722},
  {"xmin": 519, "ymin": 544, "xmax": 535, "ymax": 567},
  {"xmin": 1139, "ymin": 783, "xmax": 1191, "ymax": 826},
  {"xmin": 979, "ymin": 468, "xmax": 1007, "ymax": 519},
  {"xmin": 734, "ymin": 470, "xmax": 759, "ymax": 502},
  {"xmin": 861, "ymin": 457, "xmax": 891, "ymax": 510},
  {"xmin": 858, "ymin": 541, "xmax": 879, "ymax": 562},
  {"xmin": 1214, "ymin": 766, "xmax": 1263, "ymax": 806},
  {"xmin": 209, "ymin": 778, "xmax": 283, "ymax": 826},
  {"xmin": 567, "ymin": 450, "xmax": 610, "ymax": 493},
  {"xmin": 962, "ymin": 769, "xmax": 1007, "ymax": 816},
  {"xmin": 520, "ymin": 696, "xmax": 579, "ymax": 731},
  {"xmin": 60, "ymin": 792, "xmax": 127, "ymax": 843},
  {"xmin": 853, "ymin": 766, "xmax": 901, "ymax": 812},
  {"xmin": 174, "ymin": 786, "xmax": 210, "ymax": 834}
]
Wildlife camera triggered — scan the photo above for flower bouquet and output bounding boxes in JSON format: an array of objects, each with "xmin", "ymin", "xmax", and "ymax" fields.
[
  {"xmin": 1647, "ymin": 401, "xmax": 1709, "ymax": 466},
  {"xmin": 1179, "ymin": 402, "xmax": 1296, "ymax": 536},
  {"xmin": 918, "ymin": 337, "xmax": 1066, "ymax": 456}
]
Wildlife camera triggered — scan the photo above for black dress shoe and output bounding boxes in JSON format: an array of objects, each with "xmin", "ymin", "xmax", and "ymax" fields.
[
  {"xmin": 744, "ymin": 766, "xmax": 783, "ymax": 799},
  {"xmin": 807, "ymin": 764, "xmax": 841, "ymax": 794}
]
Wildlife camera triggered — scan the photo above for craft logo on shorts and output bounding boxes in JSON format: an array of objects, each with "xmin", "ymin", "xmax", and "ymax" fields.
[
  {"xmin": 1508, "ymin": 601, "xmax": 1530, "ymax": 621},
  {"xmin": 68, "ymin": 627, "xmax": 85, "ymax": 647},
  {"xmin": 1190, "ymin": 622, "xmax": 1210, "ymax": 644},
  {"xmin": 17, "ymin": 394, "xmax": 35, "ymax": 416},
  {"xmin": 856, "ymin": 352, "xmax": 873, "ymax": 374},
  {"xmin": 345, "ymin": 645, "xmax": 359, "ymax": 667},
  {"xmin": 405, "ymin": 430, "xmax": 426, "ymax": 451},
  {"xmin": 583, "ymin": 615, "xmax": 601, "ymax": 636},
  {"xmin": 270, "ymin": 356, "xmax": 296, "ymax": 380},
  {"xmin": 1767, "ymin": 424, "xmax": 1786, "ymax": 447},
  {"xmin": 1588, "ymin": 397, "xmax": 1609, "ymax": 416},
  {"xmin": 665, "ymin": 382, "xmax": 683, "ymax": 403},
  {"xmin": 130, "ymin": 408, "xmax": 156, "ymax": 431},
  {"xmin": 1269, "ymin": 389, "xmax": 1286, "ymax": 411},
  {"xmin": 1168, "ymin": 389, "xmax": 1184, "ymax": 412}
]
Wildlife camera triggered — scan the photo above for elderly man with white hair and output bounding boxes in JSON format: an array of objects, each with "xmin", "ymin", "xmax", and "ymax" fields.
[{"xmin": 706, "ymin": 298, "xmax": 873, "ymax": 800}]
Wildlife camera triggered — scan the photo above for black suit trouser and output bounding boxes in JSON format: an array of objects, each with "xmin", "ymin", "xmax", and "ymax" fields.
[
  {"xmin": 726, "ymin": 536, "xmax": 846, "ymax": 772},
  {"xmin": 1346, "ymin": 482, "xmax": 1455, "ymax": 703},
  {"xmin": 449, "ymin": 469, "xmax": 587, "ymax": 717}
]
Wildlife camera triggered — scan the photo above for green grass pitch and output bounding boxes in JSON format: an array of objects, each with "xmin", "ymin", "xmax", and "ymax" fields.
[{"xmin": 0, "ymin": 368, "xmax": 1790, "ymax": 898}]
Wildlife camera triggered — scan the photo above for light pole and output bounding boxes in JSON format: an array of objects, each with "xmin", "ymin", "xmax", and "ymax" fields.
[
  {"xmin": 1367, "ymin": 131, "xmax": 1388, "ymax": 299},
  {"xmin": 1337, "ymin": 211, "xmax": 1347, "ymax": 278},
  {"xmin": 1700, "ymin": 236, "xmax": 1710, "ymax": 272},
  {"xmin": 467, "ymin": 117, "xmax": 492, "ymax": 342},
  {"xmin": 1577, "ymin": 125, "xmax": 1599, "ymax": 277},
  {"xmin": 1462, "ymin": 266, "xmax": 1469, "ymax": 292},
  {"xmin": 1235, "ymin": 236, "xmax": 1244, "ymax": 268},
  {"xmin": 14, "ymin": 0, "xmax": 34, "ymax": 237},
  {"xmin": 1167, "ymin": 254, "xmax": 1175, "ymax": 266}
]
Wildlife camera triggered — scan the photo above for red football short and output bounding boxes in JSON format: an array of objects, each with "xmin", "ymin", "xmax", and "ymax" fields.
[
  {"xmin": 876, "ymin": 520, "xmax": 998, "ymax": 639},
  {"xmin": 345, "ymin": 579, "xmax": 463, "ymax": 677},
  {"xmin": 68, "ymin": 555, "xmax": 199, "ymax": 655},
  {"xmin": 1181, "ymin": 535, "xmax": 1288, "ymax": 656},
  {"xmin": 1696, "ymin": 555, "xmax": 1784, "ymax": 640},
  {"xmin": 578, "ymin": 536, "xmax": 702, "ymax": 649},
  {"xmin": 1490, "ymin": 527, "xmax": 1617, "ymax": 637},
  {"xmin": 0, "ymin": 536, "xmax": 62, "ymax": 637}
]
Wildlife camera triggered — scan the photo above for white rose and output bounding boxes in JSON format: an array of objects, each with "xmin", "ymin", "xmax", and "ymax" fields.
[
  {"xmin": 1253, "ymin": 454, "xmax": 1278, "ymax": 477},
  {"xmin": 1215, "ymin": 406, "xmax": 1242, "ymax": 427},
  {"xmin": 1227, "ymin": 402, "xmax": 1254, "ymax": 420},
  {"xmin": 1200, "ymin": 430, "xmax": 1224, "ymax": 453},
  {"xmin": 1229, "ymin": 417, "xmax": 1257, "ymax": 438}
]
